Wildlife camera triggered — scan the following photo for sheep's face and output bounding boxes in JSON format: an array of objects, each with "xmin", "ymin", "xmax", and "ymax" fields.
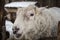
[{"xmin": 13, "ymin": 6, "xmax": 47, "ymax": 40}]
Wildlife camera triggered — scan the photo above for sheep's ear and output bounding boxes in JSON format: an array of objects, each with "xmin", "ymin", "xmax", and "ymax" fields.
[
  {"xmin": 35, "ymin": 7, "xmax": 41, "ymax": 15},
  {"xmin": 16, "ymin": 8, "xmax": 23, "ymax": 15},
  {"xmin": 36, "ymin": 7, "xmax": 47, "ymax": 15}
]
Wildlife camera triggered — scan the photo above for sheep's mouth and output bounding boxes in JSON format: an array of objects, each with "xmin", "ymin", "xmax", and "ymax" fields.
[
  {"xmin": 16, "ymin": 34, "xmax": 21, "ymax": 38},
  {"xmin": 14, "ymin": 34, "xmax": 22, "ymax": 39}
]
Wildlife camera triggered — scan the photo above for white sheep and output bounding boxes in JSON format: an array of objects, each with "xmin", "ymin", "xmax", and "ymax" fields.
[{"xmin": 13, "ymin": 5, "xmax": 60, "ymax": 40}]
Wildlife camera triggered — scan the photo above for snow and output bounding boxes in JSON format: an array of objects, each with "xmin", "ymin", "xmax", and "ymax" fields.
[{"xmin": 4, "ymin": 1, "xmax": 37, "ymax": 8}]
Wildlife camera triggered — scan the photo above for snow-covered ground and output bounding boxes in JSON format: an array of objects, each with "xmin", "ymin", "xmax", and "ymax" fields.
[{"xmin": 4, "ymin": 1, "xmax": 37, "ymax": 8}]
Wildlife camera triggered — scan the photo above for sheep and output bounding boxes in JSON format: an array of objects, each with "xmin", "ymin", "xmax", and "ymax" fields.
[{"xmin": 12, "ymin": 5, "xmax": 60, "ymax": 40}]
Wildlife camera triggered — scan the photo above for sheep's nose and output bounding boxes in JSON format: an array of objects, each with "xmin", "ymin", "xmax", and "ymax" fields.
[{"xmin": 13, "ymin": 27, "xmax": 19, "ymax": 34}]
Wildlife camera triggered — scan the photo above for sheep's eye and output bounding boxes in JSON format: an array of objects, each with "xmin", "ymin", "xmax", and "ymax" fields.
[{"xmin": 30, "ymin": 13, "xmax": 34, "ymax": 16}]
